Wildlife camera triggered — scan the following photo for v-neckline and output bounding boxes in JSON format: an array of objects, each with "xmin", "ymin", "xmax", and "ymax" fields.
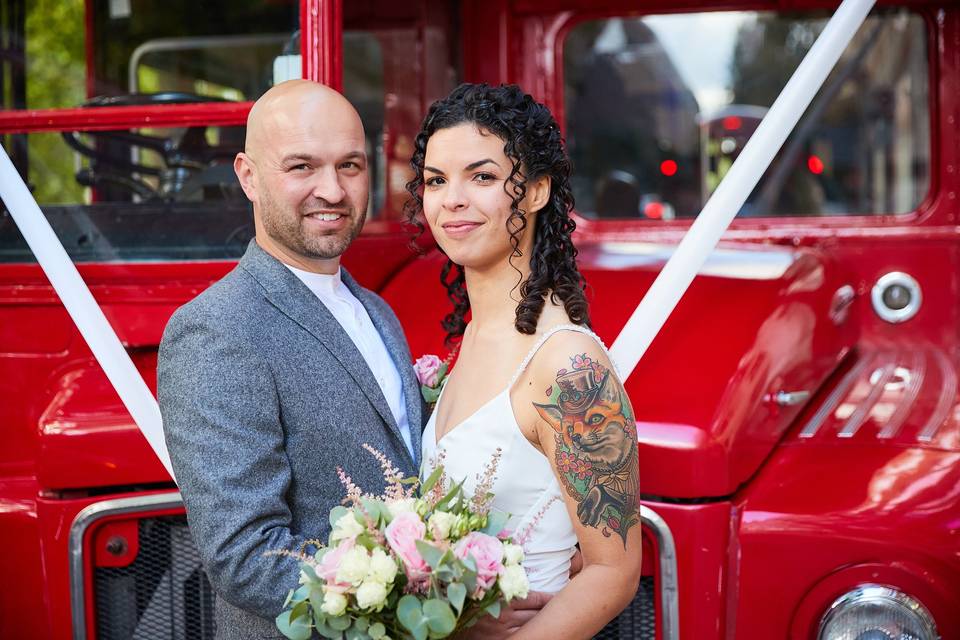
[{"xmin": 432, "ymin": 386, "xmax": 509, "ymax": 447}]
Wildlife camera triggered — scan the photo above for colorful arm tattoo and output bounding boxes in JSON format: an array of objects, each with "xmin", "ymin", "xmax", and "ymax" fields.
[{"xmin": 534, "ymin": 353, "xmax": 640, "ymax": 545}]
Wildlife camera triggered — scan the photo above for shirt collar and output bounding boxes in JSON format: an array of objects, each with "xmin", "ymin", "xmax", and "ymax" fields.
[{"xmin": 284, "ymin": 263, "xmax": 344, "ymax": 297}]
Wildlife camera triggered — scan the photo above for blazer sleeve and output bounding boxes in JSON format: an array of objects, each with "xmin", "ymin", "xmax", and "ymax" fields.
[{"xmin": 158, "ymin": 306, "xmax": 301, "ymax": 620}]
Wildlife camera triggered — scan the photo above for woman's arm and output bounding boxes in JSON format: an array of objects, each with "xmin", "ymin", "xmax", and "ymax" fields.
[{"xmin": 511, "ymin": 333, "xmax": 643, "ymax": 639}]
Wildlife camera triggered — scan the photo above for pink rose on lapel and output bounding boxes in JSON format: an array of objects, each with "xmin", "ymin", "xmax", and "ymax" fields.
[{"xmin": 413, "ymin": 355, "xmax": 443, "ymax": 387}]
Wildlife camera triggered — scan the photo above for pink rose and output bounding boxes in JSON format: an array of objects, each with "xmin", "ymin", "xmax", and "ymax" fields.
[
  {"xmin": 454, "ymin": 532, "xmax": 504, "ymax": 590},
  {"xmin": 385, "ymin": 511, "xmax": 430, "ymax": 577},
  {"xmin": 315, "ymin": 537, "xmax": 354, "ymax": 593},
  {"xmin": 414, "ymin": 355, "xmax": 443, "ymax": 387}
]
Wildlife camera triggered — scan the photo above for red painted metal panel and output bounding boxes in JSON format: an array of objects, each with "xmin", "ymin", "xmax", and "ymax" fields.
[
  {"xmin": 303, "ymin": 0, "xmax": 343, "ymax": 89},
  {"xmin": 0, "ymin": 102, "xmax": 252, "ymax": 134}
]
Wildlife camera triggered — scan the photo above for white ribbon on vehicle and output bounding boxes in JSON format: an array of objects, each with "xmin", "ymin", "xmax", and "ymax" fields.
[
  {"xmin": 0, "ymin": 148, "xmax": 174, "ymax": 479},
  {"xmin": 610, "ymin": 0, "xmax": 876, "ymax": 379},
  {"xmin": 0, "ymin": 0, "xmax": 874, "ymax": 474}
]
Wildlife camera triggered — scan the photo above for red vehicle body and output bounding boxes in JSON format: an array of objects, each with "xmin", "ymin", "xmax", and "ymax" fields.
[{"xmin": 0, "ymin": 0, "xmax": 957, "ymax": 639}]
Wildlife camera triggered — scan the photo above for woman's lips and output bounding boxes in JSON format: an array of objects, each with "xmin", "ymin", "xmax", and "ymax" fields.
[{"xmin": 441, "ymin": 221, "xmax": 482, "ymax": 238}]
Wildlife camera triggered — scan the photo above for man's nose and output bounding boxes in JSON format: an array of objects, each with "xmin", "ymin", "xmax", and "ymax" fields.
[
  {"xmin": 442, "ymin": 181, "xmax": 468, "ymax": 212},
  {"xmin": 311, "ymin": 166, "xmax": 346, "ymax": 204}
]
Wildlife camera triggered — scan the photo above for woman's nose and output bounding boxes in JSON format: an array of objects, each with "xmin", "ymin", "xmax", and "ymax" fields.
[{"xmin": 442, "ymin": 182, "xmax": 467, "ymax": 211}]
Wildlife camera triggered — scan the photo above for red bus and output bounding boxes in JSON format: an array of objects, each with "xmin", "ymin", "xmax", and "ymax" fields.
[{"xmin": 0, "ymin": 1, "xmax": 956, "ymax": 639}]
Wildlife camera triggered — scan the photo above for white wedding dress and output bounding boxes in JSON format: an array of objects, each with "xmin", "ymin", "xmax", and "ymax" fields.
[{"xmin": 421, "ymin": 324, "xmax": 612, "ymax": 593}]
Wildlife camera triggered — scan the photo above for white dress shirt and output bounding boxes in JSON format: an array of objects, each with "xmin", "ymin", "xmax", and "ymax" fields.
[{"xmin": 285, "ymin": 265, "xmax": 414, "ymax": 458}]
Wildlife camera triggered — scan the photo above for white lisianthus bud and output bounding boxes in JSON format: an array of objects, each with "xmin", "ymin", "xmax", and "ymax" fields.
[
  {"xmin": 336, "ymin": 546, "xmax": 371, "ymax": 585},
  {"xmin": 320, "ymin": 589, "xmax": 347, "ymax": 616},
  {"xmin": 331, "ymin": 512, "xmax": 365, "ymax": 542},
  {"xmin": 427, "ymin": 511, "xmax": 457, "ymax": 540},
  {"xmin": 502, "ymin": 543, "xmax": 524, "ymax": 566},
  {"xmin": 387, "ymin": 498, "xmax": 417, "ymax": 519},
  {"xmin": 355, "ymin": 580, "xmax": 389, "ymax": 610},
  {"xmin": 367, "ymin": 548, "xmax": 398, "ymax": 584},
  {"xmin": 498, "ymin": 565, "xmax": 530, "ymax": 601}
]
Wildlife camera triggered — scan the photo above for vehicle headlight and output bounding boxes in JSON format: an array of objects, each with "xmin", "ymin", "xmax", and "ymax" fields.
[{"xmin": 818, "ymin": 584, "xmax": 939, "ymax": 640}]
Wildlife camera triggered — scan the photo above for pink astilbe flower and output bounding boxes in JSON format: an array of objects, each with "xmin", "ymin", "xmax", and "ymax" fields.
[
  {"xmin": 336, "ymin": 467, "xmax": 364, "ymax": 506},
  {"xmin": 470, "ymin": 448, "xmax": 503, "ymax": 514},
  {"xmin": 514, "ymin": 496, "xmax": 561, "ymax": 547},
  {"xmin": 424, "ymin": 450, "xmax": 449, "ymax": 509},
  {"xmin": 361, "ymin": 443, "xmax": 414, "ymax": 501}
]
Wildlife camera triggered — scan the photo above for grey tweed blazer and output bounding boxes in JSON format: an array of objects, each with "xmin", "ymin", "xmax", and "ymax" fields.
[{"xmin": 158, "ymin": 240, "xmax": 424, "ymax": 640}]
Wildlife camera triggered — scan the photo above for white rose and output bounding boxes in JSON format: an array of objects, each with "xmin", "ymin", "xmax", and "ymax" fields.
[
  {"xmin": 367, "ymin": 548, "xmax": 398, "ymax": 584},
  {"xmin": 355, "ymin": 580, "xmax": 389, "ymax": 610},
  {"xmin": 320, "ymin": 589, "xmax": 347, "ymax": 616},
  {"xmin": 336, "ymin": 546, "xmax": 371, "ymax": 585},
  {"xmin": 427, "ymin": 511, "xmax": 457, "ymax": 540},
  {"xmin": 331, "ymin": 512, "xmax": 365, "ymax": 542},
  {"xmin": 502, "ymin": 543, "xmax": 524, "ymax": 566},
  {"xmin": 387, "ymin": 498, "xmax": 417, "ymax": 519},
  {"xmin": 498, "ymin": 565, "xmax": 529, "ymax": 601}
]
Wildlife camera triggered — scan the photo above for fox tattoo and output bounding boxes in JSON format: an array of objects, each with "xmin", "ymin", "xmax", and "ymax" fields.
[{"xmin": 534, "ymin": 354, "xmax": 640, "ymax": 544}]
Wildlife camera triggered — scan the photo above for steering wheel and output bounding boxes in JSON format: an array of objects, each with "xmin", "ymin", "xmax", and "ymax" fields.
[{"xmin": 62, "ymin": 92, "xmax": 242, "ymax": 201}]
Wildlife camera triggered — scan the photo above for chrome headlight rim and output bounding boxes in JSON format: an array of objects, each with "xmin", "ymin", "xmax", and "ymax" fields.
[{"xmin": 818, "ymin": 583, "xmax": 939, "ymax": 640}]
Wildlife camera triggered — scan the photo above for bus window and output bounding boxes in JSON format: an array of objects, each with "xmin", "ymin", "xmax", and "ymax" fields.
[{"xmin": 563, "ymin": 10, "xmax": 930, "ymax": 220}]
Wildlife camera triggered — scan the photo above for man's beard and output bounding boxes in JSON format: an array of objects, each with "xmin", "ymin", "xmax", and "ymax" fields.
[{"xmin": 260, "ymin": 193, "xmax": 366, "ymax": 260}]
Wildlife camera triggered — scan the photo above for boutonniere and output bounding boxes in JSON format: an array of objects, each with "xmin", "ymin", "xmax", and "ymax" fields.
[{"xmin": 413, "ymin": 351, "xmax": 454, "ymax": 406}]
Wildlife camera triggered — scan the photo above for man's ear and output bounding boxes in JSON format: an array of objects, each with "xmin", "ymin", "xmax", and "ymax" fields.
[
  {"xmin": 525, "ymin": 175, "xmax": 552, "ymax": 214},
  {"xmin": 234, "ymin": 152, "xmax": 258, "ymax": 203}
]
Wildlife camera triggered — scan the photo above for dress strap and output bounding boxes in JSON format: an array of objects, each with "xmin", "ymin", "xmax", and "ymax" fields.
[{"xmin": 508, "ymin": 323, "xmax": 618, "ymax": 389}]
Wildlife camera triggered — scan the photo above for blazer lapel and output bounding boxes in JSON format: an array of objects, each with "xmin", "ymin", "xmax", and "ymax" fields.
[
  {"xmin": 239, "ymin": 242, "xmax": 414, "ymax": 468},
  {"xmin": 342, "ymin": 270, "xmax": 423, "ymax": 468}
]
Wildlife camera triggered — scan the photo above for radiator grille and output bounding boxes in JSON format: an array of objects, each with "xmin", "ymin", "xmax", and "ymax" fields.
[
  {"xmin": 594, "ymin": 576, "xmax": 657, "ymax": 639},
  {"xmin": 92, "ymin": 516, "xmax": 655, "ymax": 639},
  {"xmin": 93, "ymin": 516, "xmax": 215, "ymax": 640}
]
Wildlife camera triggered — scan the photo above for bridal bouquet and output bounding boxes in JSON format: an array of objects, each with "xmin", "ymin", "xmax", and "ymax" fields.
[{"xmin": 275, "ymin": 446, "xmax": 530, "ymax": 640}]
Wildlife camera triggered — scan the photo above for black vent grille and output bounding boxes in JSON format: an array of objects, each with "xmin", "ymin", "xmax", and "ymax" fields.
[
  {"xmin": 594, "ymin": 576, "xmax": 657, "ymax": 639},
  {"xmin": 93, "ymin": 515, "xmax": 215, "ymax": 640},
  {"xmin": 91, "ymin": 515, "xmax": 655, "ymax": 639}
]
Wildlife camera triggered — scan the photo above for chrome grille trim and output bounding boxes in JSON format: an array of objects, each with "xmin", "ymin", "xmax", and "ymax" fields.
[
  {"xmin": 71, "ymin": 495, "xmax": 678, "ymax": 640},
  {"xmin": 69, "ymin": 491, "xmax": 184, "ymax": 640},
  {"xmin": 877, "ymin": 350, "xmax": 925, "ymax": 439},
  {"xmin": 799, "ymin": 356, "xmax": 872, "ymax": 438},
  {"xmin": 640, "ymin": 505, "xmax": 679, "ymax": 640},
  {"xmin": 838, "ymin": 358, "xmax": 895, "ymax": 438},
  {"xmin": 918, "ymin": 349, "xmax": 956, "ymax": 442}
]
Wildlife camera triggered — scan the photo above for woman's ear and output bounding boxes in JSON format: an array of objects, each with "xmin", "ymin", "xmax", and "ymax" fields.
[{"xmin": 525, "ymin": 175, "xmax": 552, "ymax": 214}]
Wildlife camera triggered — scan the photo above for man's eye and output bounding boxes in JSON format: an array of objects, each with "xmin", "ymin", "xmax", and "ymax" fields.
[
  {"xmin": 290, "ymin": 164, "xmax": 309, "ymax": 171},
  {"xmin": 340, "ymin": 161, "xmax": 360, "ymax": 170}
]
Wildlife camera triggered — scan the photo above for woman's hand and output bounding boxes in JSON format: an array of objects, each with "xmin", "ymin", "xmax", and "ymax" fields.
[{"xmin": 457, "ymin": 591, "xmax": 554, "ymax": 639}]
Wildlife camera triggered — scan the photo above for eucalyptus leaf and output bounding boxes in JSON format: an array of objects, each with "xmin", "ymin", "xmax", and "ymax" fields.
[
  {"xmin": 415, "ymin": 540, "xmax": 445, "ymax": 570},
  {"xmin": 423, "ymin": 599, "xmax": 456, "ymax": 635},
  {"xmin": 292, "ymin": 585, "xmax": 311, "ymax": 602},
  {"xmin": 353, "ymin": 617, "xmax": 369, "ymax": 632},
  {"xmin": 328, "ymin": 615, "xmax": 352, "ymax": 631},
  {"xmin": 420, "ymin": 465, "xmax": 444, "ymax": 495},
  {"xmin": 481, "ymin": 510, "xmax": 510, "ymax": 537},
  {"xmin": 368, "ymin": 622, "xmax": 386, "ymax": 639},
  {"xmin": 275, "ymin": 609, "xmax": 312, "ymax": 640},
  {"xmin": 282, "ymin": 588, "xmax": 295, "ymax": 609},
  {"xmin": 447, "ymin": 582, "xmax": 467, "ymax": 615},
  {"xmin": 432, "ymin": 479, "xmax": 464, "ymax": 512},
  {"xmin": 290, "ymin": 599, "xmax": 310, "ymax": 621},
  {"xmin": 397, "ymin": 594, "xmax": 424, "ymax": 633},
  {"xmin": 300, "ymin": 563, "xmax": 319, "ymax": 583},
  {"xmin": 345, "ymin": 627, "xmax": 368, "ymax": 640},
  {"xmin": 361, "ymin": 498, "xmax": 386, "ymax": 524},
  {"xmin": 412, "ymin": 621, "xmax": 429, "ymax": 640},
  {"xmin": 486, "ymin": 600, "xmax": 502, "ymax": 619},
  {"xmin": 329, "ymin": 505, "xmax": 350, "ymax": 529}
]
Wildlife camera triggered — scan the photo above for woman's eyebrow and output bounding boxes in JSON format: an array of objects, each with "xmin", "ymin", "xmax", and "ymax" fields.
[
  {"xmin": 424, "ymin": 165, "xmax": 445, "ymax": 175},
  {"xmin": 465, "ymin": 158, "xmax": 500, "ymax": 171}
]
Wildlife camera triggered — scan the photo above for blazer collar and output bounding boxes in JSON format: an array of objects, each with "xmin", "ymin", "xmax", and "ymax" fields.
[{"xmin": 239, "ymin": 240, "xmax": 418, "ymax": 472}]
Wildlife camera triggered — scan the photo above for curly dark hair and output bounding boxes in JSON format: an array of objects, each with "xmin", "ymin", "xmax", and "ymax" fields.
[{"xmin": 404, "ymin": 83, "xmax": 589, "ymax": 346}]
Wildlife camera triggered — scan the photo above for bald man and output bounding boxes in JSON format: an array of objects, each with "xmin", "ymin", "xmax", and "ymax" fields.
[{"xmin": 158, "ymin": 81, "xmax": 423, "ymax": 639}]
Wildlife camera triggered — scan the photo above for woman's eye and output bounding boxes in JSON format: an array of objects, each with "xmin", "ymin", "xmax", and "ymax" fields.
[
  {"xmin": 474, "ymin": 172, "xmax": 496, "ymax": 183},
  {"xmin": 425, "ymin": 176, "xmax": 446, "ymax": 187}
]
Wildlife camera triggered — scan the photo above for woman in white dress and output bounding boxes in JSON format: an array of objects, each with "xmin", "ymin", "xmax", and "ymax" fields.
[{"xmin": 406, "ymin": 83, "xmax": 643, "ymax": 639}]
